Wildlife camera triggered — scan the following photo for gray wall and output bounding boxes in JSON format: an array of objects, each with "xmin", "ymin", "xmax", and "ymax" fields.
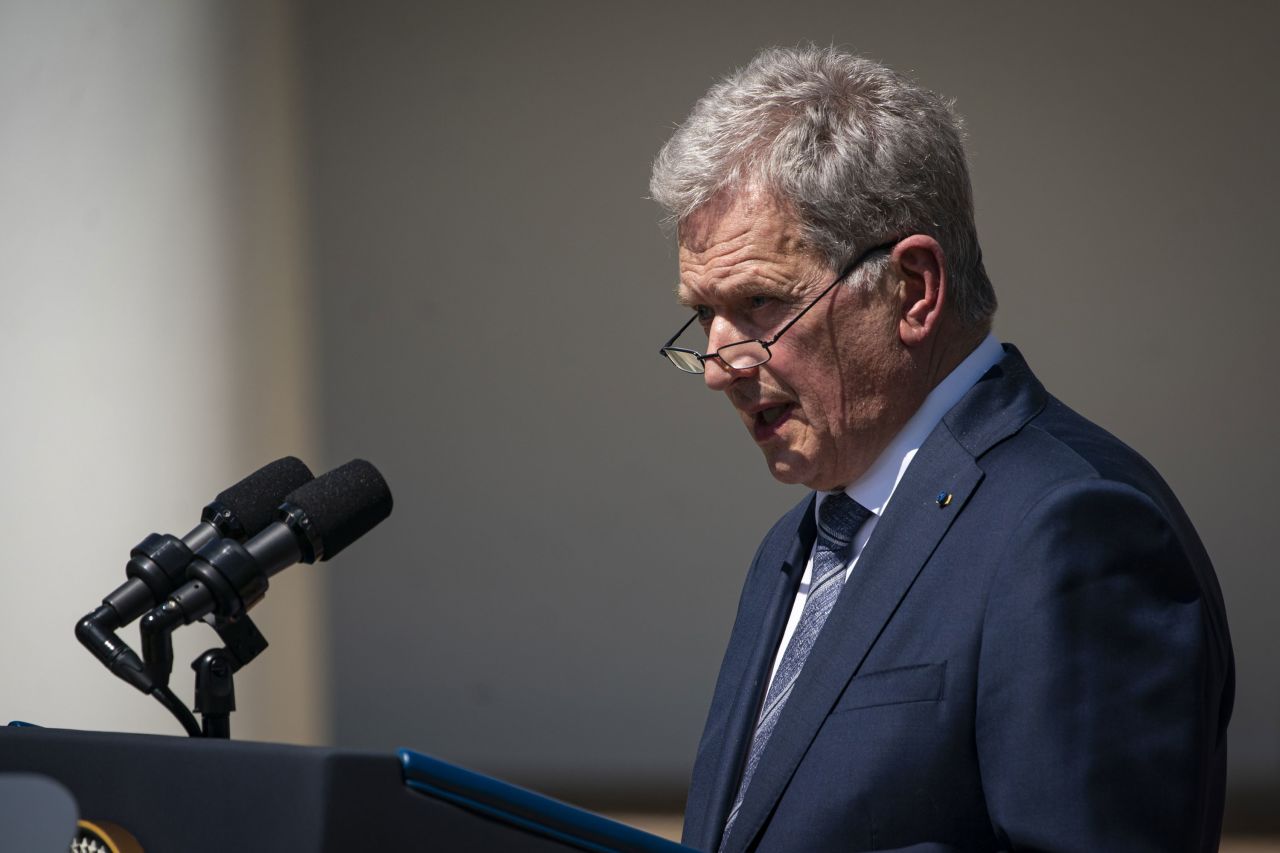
[
  {"xmin": 299, "ymin": 0, "xmax": 1278, "ymax": 814},
  {"xmin": 0, "ymin": 0, "xmax": 323, "ymax": 744}
]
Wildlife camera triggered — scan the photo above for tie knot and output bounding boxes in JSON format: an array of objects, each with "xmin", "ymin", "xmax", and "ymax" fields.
[{"xmin": 816, "ymin": 492, "xmax": 870, "ymax": 550}]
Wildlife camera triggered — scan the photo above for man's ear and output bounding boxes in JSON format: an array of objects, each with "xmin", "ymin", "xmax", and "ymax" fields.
[{"xmin": 893, "ymin": 235, "xmax": 947, "ymax": 347}]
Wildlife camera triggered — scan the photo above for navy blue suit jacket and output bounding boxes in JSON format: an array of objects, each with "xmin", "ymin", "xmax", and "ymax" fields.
[{"xmin": 682, "ymin": 346, "xmax": 1234, "ymax": 853}]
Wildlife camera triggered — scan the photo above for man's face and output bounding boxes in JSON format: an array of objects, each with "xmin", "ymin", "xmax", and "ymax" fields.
[{"xmin": 676, "ymin": 193, "xmax": 918, "ymax": 491}]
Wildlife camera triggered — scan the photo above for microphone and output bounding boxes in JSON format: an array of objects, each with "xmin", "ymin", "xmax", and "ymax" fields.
[
  {"xmin": 76, "ymin": 457, "xmax": 315, "ymax": 690},
  {"xmin": 140, "ymin": 459, "xmax": 393, "ymax": 661}
]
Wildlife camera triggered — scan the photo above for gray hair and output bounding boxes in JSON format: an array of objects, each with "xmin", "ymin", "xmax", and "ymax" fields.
[{"xmin": 650, "ymin": 46, "xmax": 996, "ymax": 328}]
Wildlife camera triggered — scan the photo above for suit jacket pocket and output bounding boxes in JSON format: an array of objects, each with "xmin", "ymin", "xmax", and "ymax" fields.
[{"xmin": 832, "ymin": 661, "xmax": 946, "ymax": 713}]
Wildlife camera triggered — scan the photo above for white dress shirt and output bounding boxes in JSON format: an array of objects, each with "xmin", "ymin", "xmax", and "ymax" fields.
[{"xmin": 764, "ymin": 334, "xmax": 1005, "ymax": 690}]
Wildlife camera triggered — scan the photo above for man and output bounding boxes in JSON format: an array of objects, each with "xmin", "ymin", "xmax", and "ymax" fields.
[{"xmin": 650, "ymin": 47, "xmax": 1233, "ymax": 852}]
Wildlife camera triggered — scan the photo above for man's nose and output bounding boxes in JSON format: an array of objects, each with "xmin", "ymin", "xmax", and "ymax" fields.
[
  {"xmin": 702, "ymin": 321, "xmax": 756, "ymax": 391},
  {"xmin": 702, "ymin": 353, "xmax": 737, "ymax": 391}
]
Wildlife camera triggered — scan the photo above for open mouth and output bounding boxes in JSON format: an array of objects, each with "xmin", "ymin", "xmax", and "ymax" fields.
[{"xmin": 752, "ymin": 403, "xmax": 794, "ymax": 440}]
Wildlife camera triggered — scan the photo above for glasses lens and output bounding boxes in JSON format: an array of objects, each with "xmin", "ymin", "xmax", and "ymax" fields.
[
  {"xmin": 662, "ymin": 348, "xmax": 705, "ymax": 373},
  {"xmin": 718, "ymin": 341, "xmax": 769, "ymax": 369}
]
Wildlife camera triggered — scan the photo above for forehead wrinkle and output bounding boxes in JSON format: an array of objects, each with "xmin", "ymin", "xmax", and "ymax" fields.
[
  {"xmin": 678, "ymin": 257, "xmax": 826, "ymax": 313},
  {"xmin": 679, "ymin": 217, "xmax": 807, "ymax": 266},
  {"xmin": 678, "ymin": 223, "xmax": 758, "ymax": 272},
  {"xmin": 678, "ymin": 240, "xmax": 811, "ymax": 299},
  {"xmin": 680, "ymin": 271, "xmax": 795, "ymax": 303},
  {"xmin": 678, "ymin": 193, "xmax": 805, "ymax": 265}
]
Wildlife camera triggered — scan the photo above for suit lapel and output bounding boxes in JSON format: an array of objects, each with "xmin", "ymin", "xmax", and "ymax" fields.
[
  {"xmin": 687, "ymin": 501, "xmax": 814, "ymax": 853},
  {"xmin": 724, "ymin": 346, "xmax": 1047, "ymax": 853}
]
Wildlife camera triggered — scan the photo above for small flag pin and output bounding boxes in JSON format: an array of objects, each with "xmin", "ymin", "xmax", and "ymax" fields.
[{"xmin": 935, "ymin": 491, "xmax": 952, "ymax": 507}]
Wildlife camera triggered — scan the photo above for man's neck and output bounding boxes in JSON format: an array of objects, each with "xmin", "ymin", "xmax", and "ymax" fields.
[
  {"xmin": 923, "ymin": 323, "xmax": 990, "ymax": 393},
  {"xmin": 837, "ymin": 332, "xmax": 1004, "ymax": 515}
]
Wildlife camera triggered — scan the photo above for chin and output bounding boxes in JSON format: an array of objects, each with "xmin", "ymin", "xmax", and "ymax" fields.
[
  {"xmin": 763, "ymin": 456, "xmax": 812, "ymax": 488},
  {"xmin": 765, "ymin": 455, "xmax": 851, "ymax": 492}
]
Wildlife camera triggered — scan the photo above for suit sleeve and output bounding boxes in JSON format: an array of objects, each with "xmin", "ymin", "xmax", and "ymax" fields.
[
  {"xmin": 976, "ymin": 477, "xmax": 1226, "ymax": 852},
  {"xmin": 682, "ymin": 507, "xmax": 807, "ymax": 850}
]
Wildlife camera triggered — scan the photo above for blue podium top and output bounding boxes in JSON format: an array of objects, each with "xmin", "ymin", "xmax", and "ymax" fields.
[{"xmin": 399, "ymin": 748, "xmax": 692, "ymax": 853}]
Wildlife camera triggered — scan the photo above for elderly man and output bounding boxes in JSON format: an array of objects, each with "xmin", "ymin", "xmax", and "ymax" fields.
[{"xmin": 651, "ymin": 47, "xmax": 1233, "ymax": 852}]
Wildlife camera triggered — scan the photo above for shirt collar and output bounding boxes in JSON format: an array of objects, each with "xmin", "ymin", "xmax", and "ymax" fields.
[{"xmin": 818, "ymin": 333, "xmax": 1005, "ymax": 518}]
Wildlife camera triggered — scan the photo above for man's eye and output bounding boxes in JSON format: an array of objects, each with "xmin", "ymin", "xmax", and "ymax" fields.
[
  {"xmin": 694, "ymin": 305, "xmax": 714, "ymax": 323},
  {"xmin": 748, "ymin": 295, "xmax": 775, "ymax": 310}
]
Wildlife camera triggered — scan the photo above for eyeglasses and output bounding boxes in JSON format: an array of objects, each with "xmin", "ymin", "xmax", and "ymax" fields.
[{"xmin": 658, "ymin": 239, "xmax": 899, "ymax": 374}]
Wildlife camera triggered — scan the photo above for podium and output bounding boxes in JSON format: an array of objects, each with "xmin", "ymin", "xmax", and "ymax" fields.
[{"xmin": 0, "ymin": 725, "xmax": 692, "ymax": 852}]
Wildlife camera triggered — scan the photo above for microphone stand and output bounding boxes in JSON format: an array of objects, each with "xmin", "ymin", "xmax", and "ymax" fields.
[
  {"xmin": 140, "ymin": 603, "xmax": 269, "ymax": 739},
  {"xmin": 191, "ymin": 617, "xmax": 269, "ymax": 739}
]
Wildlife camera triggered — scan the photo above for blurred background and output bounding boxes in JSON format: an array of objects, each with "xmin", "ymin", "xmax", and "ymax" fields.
[{"xmin": 2, "ymin": 0, "xmax": 1275, "ymax": 841}]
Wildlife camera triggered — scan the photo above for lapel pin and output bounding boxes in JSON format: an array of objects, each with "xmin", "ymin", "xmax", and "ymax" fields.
[{"xmin": 935, "ymin": 491, "xmax": 952, "ymax": 507}]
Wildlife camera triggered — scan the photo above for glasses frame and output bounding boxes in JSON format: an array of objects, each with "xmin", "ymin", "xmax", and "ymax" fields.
[{"xmin": 659, "ymin": 238, "xmax": 901, "ymax": 374}]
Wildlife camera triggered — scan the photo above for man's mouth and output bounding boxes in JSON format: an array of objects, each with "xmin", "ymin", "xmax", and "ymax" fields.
[{"xmin": 752, "ymin": 403, "xmax": 794, "ymax": 440}]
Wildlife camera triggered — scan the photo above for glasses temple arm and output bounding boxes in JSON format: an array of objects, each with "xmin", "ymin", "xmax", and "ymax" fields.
[
  {"xmin": 760, "ymin": 275, "xmax": 845, "ymax": 346},
  {"xmin": 659, "ymin": 312, "xmax": 701, "ymax": 353}
]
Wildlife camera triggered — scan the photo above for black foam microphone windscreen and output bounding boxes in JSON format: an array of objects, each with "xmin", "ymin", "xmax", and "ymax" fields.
[
  {"xmin": 208, "ymin": 456, "xmax": 315, "ymax": 535},
  {"xmin": 131, "ymin": 459, "xmax": 394, "ymax": 639},
  {"xmin": 283, "ymin": 459, "xmax": 393, "ymax": 561}
]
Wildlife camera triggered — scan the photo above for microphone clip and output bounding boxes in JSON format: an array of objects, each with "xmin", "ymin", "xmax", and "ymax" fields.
[
  {"xmin": 191, "ymin": 616, "xmax": 270, "ymax": 738},
  {"xmin": 139, "ymin": 600, "xmax": 270, "ymax": 739}
]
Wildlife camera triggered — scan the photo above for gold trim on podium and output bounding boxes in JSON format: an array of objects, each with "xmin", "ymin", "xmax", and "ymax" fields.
[{"xmin": 75, "ymin": 819, "xmax": 144, "ymax": 853}]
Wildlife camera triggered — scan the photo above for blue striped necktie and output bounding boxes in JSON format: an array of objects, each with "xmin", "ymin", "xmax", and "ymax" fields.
[{"xmin": 719, "ymin": 491, "xmax": 871, "ymax": 851}]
